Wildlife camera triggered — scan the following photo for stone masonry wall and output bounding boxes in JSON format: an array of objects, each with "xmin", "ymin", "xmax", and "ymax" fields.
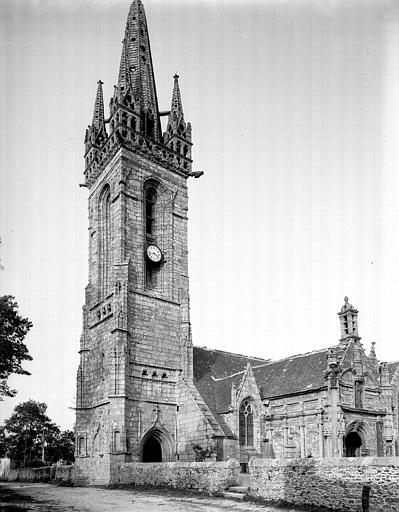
[
  {"xmin": 249, "ymin": 457, "xmax": 399, "ymax": 512},
  {"xmin": 6, "ymin": 465, "xmax": 74, "ymax": 484},
  {"xmin": 111, "ymin": 460, "xmax": 240, "ymax": 494}
]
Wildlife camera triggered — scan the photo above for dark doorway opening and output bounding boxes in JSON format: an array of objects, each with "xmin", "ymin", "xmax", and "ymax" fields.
[
  {"xmin": 345, "ymin": 432, "xmax": 362, "ymax": 457},
  {"xmin": 142, "ymin": 436, "xmax": 162, "ymax": 462}
]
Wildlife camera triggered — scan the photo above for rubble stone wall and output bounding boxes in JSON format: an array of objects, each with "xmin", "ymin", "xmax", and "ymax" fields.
[
  {"xmin": 249, "ymin": 457, "xmax": 399, "ymax": 512},
  {"xmin": 6, "ymin": 465, "xmax": 74, "ymax": 484},
  {"xmin": 111, "ymin": 459, "xmax": 241, "ymax": 494}
]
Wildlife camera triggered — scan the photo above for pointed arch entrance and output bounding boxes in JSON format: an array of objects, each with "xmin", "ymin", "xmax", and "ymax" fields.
[
  {"xmin": 140, "ymin": 427, "xmax": 174, "ymax": 463},
  {"xmin": 344, "ymin": 421, "xmax": 367, "ymax": 457}
]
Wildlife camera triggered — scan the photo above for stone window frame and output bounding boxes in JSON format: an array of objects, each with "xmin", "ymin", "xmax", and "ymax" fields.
[
  {"xmin": 111, "ymin": 429, "xmax": 121, "ymax": 453},
  {"xmin": 239, "ymin": 397, "xmax": 255, "ymax": 447},
  {"xmin": 76, "ymin": 432, "xmax": 88, "ymax": 457}
]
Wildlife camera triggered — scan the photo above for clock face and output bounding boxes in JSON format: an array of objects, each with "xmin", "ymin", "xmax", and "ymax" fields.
[{"xmin": 146, "ymin": 244, "xmax": 162, "ymax": 263}]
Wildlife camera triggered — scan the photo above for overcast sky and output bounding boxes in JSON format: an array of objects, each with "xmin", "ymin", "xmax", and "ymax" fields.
[{"xmin": 1, "ymin": 0, "xmax": 399, "ymax": 429}]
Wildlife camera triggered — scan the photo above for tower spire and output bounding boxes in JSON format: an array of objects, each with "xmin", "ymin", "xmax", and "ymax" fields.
[
  {"xmin": 116, "ymin": 0, "xmax": 161, "ymax": 141},
  {"xmin": 92, "ymin": 80, "xmax": 105, "ymax": 131},
  {"xmin": 170, "ymin": 74, "xmax": 184, "ymax": 124},
  {"xmin": 84, "ymin": 80, "xmax": 107, "ymax": 160},
  {"xmin": 164, "ymin": 74, "xmax": 192, "ymax": 159}
]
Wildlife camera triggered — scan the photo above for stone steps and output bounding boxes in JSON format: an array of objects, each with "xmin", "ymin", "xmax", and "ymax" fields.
[
  {"xmin": 229, "ymin": 486, "xmax": 250, "ymax": 493},
  {"xmin": 222, "ymin": 481, "xmax": 250, "ymax": 500},
  {"xmin": 222, "ymin": 490, "xmax": 246, "ymax": 500}
]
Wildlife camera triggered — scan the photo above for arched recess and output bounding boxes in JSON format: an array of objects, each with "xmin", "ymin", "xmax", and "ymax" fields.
[
  {"xmin": 140, "ymin": 426, "xmax": 174, "ymax": 463},
  {"xmin": 142, "ymin": 178, "xmax": 168, "ymax": 289},
  {"xmin": 99, "ymin": 184, "xmax": 111, "ymax": 298},
  {"xmin": 239, "ymin": 397, "xmax": 255, "ymax": 447},
  {"xmin": 344, "ymin": 420, "xmax": 367, "ymax": 457}
]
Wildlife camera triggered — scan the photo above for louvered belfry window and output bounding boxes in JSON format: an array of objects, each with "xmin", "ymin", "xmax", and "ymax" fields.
[{"xmin": 239, "ymin": 398, "xmax": 254, "ymax": 446}]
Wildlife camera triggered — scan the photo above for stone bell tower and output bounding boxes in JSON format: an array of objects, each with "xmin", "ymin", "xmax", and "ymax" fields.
[{"xmin": 75, "ymin": 0, "xmax": 197, "ymax": 485}]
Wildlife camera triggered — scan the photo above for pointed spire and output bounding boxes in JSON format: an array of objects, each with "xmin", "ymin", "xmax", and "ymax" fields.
[
  {"xmin": 171, "ymin": 74, "xmax": 184, "ymax": 122},
  {"xmin": 369, "ymin": 341, "xmax": 377, "ymax": 360},
  {"xmin": 166, "ymin": 74, "xmax": 186, "ymax": 136},
  {"xmin": 84, "ymin": 80, "xmax": 107, "ymax": 159},
  {"xmin": 117, "ymin": 0, "xmax": 161, "ymax": 140},
  {"xmin": 92, "ymin": 80, "xmax": 105, "ymax": 130}
]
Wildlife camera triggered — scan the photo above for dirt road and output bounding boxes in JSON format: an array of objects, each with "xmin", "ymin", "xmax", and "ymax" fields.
[{"xmin": 0, "ymin": 483, "xmax": 302, "ymax": 512}]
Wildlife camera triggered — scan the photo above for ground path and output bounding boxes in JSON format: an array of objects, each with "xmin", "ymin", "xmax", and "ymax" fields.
[{"xmin": 0, "ymin": 482, "xmax": 305, "ymax": 512}]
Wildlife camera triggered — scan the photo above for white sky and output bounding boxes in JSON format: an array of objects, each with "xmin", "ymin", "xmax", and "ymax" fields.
[{"xmin": 0, "ymin": 0, "xmax": 399, "ymax": 430}]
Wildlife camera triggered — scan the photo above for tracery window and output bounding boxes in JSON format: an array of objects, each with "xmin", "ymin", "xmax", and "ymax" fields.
[{"xmin": 239, "ymin": 398, "xmax": 254, "ymax": 446}]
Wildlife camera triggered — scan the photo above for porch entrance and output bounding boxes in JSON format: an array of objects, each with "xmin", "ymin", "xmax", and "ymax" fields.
[
  {"xmin": 140, "ymin": 426, "xmax": 174, "ymax": 463},
  {"xmin": 142, "ymin": 436, "xmax": 162, "ymax": 462},
  {"xmin": 345, "ymin": 431, "xmax": 362, "ymax": 457}
]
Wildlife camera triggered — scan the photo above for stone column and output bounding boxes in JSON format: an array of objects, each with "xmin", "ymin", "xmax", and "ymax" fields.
[
  {"xmin": 283, "ymin": 425, "xmax": 289, "ymax": 458},
  {"xmin": 300, "ymin": 424, "xmax": 306, "ymax": 458},
  {"xmin": 318, "ymin": 420, "xmax": 324, "ymax": 457}
]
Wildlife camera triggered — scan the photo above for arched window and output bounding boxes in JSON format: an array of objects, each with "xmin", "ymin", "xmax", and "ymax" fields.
[
  {"xmin": 112, "ymin": 430, "xmax": 121, "ymax": 452},
  {"xmin": 99, "ymin": 185, "xmax": 111, "ymax": 297},
  {"xmin": 144, "ymin": 182, "xmax": 162, "ymax": 288},
  {"xmin": 239, "ymin": 398, "xmax": 254, "ymax": 447},
  {"xmin": 77, "ymin": 435, "xmax": 86, "ymax": 456},
  {"xmin": 145, "ymin": 187, "xmax": 157, "ymax": 237}
]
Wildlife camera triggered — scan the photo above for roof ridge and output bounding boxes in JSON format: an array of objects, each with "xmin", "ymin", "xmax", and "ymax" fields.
[
  {"xmin": 194, "ymin": 345, "xmax": 270, "ymax": 362},
  {"xmin": 250, "ymin": 346, "xmax": 333, "ymax": 369},
  {"xmin": 212, "ymin": 370, "xmax": 246, "ymax": 382}
]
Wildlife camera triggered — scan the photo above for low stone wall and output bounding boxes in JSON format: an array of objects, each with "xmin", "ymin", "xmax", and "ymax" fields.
[
  {"xmin": 249, "ymin": 457, "xmax": 399, "ymax": 512},
  {"xmin": 111, "ymin": 459, "xmax": 240, "ymax": 494},
  {"xmin": 7, "ymin": 465, "xmax": 74, "ymax": 484}
]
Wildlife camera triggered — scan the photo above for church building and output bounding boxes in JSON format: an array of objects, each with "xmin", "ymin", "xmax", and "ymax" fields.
[{"xmin": 75, "ymin": 0, "xmax": 399, "ymax": 484}]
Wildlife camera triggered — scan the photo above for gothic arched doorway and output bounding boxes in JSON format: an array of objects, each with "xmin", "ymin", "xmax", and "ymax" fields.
[
  {"xmin": 142, "ymin": 436, "xmax": 162, "ymax": 462},
  {"xmin": 140, "ymin": 427, "xmax": 174, "ymax": 463},
  {"xmin": 344, "ymin": 420, "xmax": 367, "ymax": 457},
  {"xmin": 345, "ymin": 432, "xmax": 362, "ymax": 457}
]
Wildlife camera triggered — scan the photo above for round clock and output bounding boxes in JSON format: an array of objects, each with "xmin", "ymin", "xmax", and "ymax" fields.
[{"xmin": 146, "ymin": 244, "xmax": 162, "ymax": 263}]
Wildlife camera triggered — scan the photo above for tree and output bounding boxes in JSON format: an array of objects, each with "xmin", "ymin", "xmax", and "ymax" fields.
[
  {"xmin": 2, "ymin": 400, "xmax": 74, "ymax": 466},
  {"xmin": 0, "ymin": 295, "xmax": 32, "ymax": 398},
  {"xmin": 0, "ymin": 426, "xmax": 7, "ymax": 457},
  {"xmin": 46, "ymin": 430, "xmax": 75, "ymax": 464}
]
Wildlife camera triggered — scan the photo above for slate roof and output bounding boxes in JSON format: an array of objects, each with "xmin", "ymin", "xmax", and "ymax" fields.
[
  {"xmin": 193, "ymin": 345, "xmax": 334, "ymax": 416},
  {"xmin": 193, "ymin": 347, "xmax": 269, "ymax": 382},
  {"xmin": 252, "ymin": 349, "xmax": 329, "ymax": 400},
  {"xmin": 193, "ymin": 347, "xmax": 269, "ymax": 436}
]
